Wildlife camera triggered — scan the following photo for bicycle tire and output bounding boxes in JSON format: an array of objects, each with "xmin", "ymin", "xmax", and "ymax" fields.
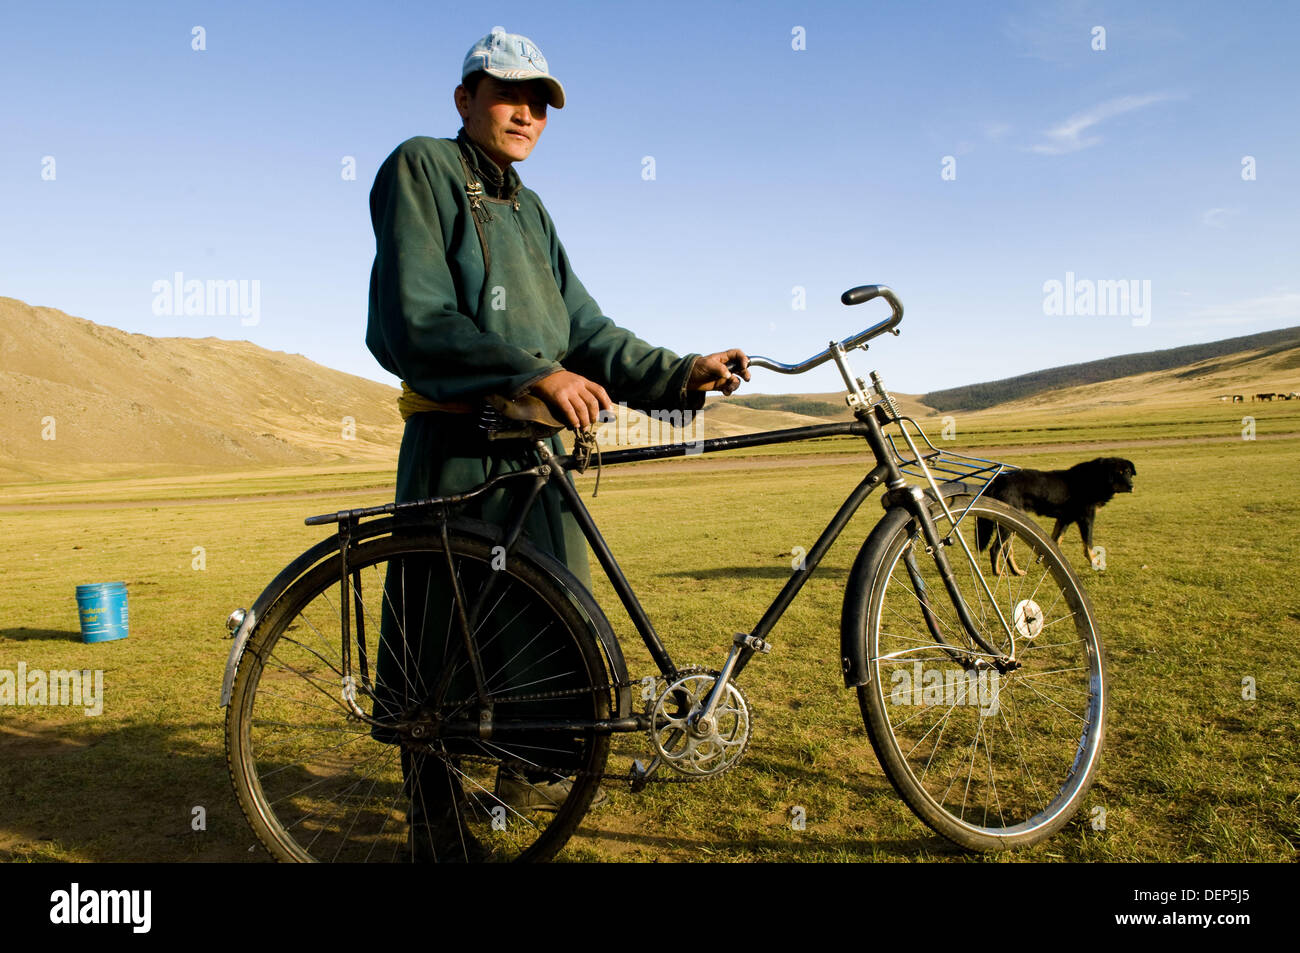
[
  {"xmin": 851, "ymin": 494, "xmax": 1106, "ymax": 850},
  {"xmin": 226, "ymin": 529, "xmax": 611, "ymax": 862}
]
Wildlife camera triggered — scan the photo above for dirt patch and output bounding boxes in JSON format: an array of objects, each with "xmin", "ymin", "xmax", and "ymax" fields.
[
  {"xmin": 585, "ymin": 431, "xmax": 1300, "ymax": 475},
  {"xmin": 0, "ymin": 486, "xmax": 394, "ymax": 512}
]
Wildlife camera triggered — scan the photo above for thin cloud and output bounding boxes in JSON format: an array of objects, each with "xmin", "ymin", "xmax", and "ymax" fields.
[
  {"xmin": 926, "ymin": 119, "xmax": 1011, "ymax": 160},
  {"xmin": 1004, "ymin": 4, "xmax": 1187, "ymax": 64},
  {"xmin": 1168, "ymin": 291, "xmax": 1300, "ymax": 328},
  {"xmin": 1031, "ymin": 93, "xmax": 1174, "ymax": 155},
  {"xmin": 983, "ymin": 121, "xmax": 1012, "ymax": 141},
  {"xmin": 1201, "ymin": 207, "xmax": 1239, "ymax": 228},
  {"xmin": 1003, "ymin": 0, "xmax": 1100, "ymax": 63}
]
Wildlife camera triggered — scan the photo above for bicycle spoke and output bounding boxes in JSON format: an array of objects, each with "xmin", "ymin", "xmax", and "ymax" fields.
[
  {"xmin": 862, "ymin": 497, "xmax": 1104, "ymax": 849},
  {"xmin": 230, "ymin": 531, "xmax": 610, "ymax": 862}
]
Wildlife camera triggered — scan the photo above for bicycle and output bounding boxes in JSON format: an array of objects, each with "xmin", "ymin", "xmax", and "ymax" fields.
[{"xmin": 221, "ymin": 284, "xmax": 1106, "ymax": 862}]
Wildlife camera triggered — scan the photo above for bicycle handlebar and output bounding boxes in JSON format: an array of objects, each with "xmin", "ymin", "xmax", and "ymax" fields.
[{"xmin": 740, "ymin": 284, "xmax": 903, "ymax": 375}]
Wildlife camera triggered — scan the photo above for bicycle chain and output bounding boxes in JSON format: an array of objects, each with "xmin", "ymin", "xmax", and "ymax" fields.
[
  {"xmin": 404, "ymin": 671, "xmax": 722, "ymax": 785},
  {"xmin": 459, "ymin": 674, "xmax": 642, "ymax": 707}
]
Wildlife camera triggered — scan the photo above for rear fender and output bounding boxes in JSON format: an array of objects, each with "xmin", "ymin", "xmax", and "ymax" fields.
[{"xmin": 220, "ymin": 515, "xmax": 631, "ymax": 717}]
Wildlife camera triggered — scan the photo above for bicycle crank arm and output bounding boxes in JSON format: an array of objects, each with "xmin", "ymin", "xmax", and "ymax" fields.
[
  {"xmin": 693, "ymin": 632, "xmax": 765, "ymax": 726},
  {"xmin": 629, "ymin": 756, "xmax": 663, "ymax": 791}
]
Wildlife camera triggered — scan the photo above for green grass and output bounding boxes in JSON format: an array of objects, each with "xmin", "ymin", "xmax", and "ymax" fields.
[{"xmin": 1, "ymin": 404, "xmax": 1297, "ymax": 861}]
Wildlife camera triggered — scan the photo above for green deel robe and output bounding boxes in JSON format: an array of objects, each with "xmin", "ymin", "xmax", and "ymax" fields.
[{"xmin": 365, "ymin": 129, "xmax": 703, "ymax": 727}]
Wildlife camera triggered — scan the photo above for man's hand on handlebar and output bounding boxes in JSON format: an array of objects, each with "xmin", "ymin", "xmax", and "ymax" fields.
[
  {"xmin": 689, "ymin": 349, "xmax": 750, "ymax": 396},
  {"xmin": 530, "ymin": 369, "xmax": 612, "ymax": 430},
  {"xmin": 531, "ymin": 350, "xmax": 749, "ymax": 431}
]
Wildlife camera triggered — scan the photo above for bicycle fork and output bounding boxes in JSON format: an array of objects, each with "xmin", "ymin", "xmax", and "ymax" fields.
[{"xmin": 895, "ymin": 488, "xmax": 1020, "ymax": 671}]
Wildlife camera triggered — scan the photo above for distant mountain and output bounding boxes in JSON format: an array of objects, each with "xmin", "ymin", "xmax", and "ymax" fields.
[
  {"xmin": 708, "ymin": 390, "xmax": 937, "ymax": 420},
  {"xmin": 922, "ymin": 326, "xmax": 1300, "ymax": 411},
  {"xmin": 0, "ymin": 297, "xmax": 404, "ymax": 484}
]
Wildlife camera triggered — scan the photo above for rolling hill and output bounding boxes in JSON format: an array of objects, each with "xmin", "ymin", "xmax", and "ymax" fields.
[
  {"xmin": 0, "ymin": 297, "xmax": 404, "ymax": 484},
  {"xmin": 922, "ymin": 326, "xmax": 1300, "ymax": 411},
  {"xmin": 3, "ymin": 296, "xmax": 1296, "ymax": 484},
  {"xmin": 0, "ymin": 298, "xmax": 937, "ymax": 480}
]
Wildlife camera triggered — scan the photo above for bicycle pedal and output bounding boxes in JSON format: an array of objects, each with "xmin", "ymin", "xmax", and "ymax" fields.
[{"xmin": 628, "ymin": 757, "xmax": 659, "ymax": 792}]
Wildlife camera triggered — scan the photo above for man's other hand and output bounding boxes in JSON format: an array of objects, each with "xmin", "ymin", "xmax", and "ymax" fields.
[
  {"xmin": 689, "ymin": 350, "xmax": 750, "ymax": 396},
  {"xmin": 531, "ymin": 369, "xmax": 612, "ymax": 430}
]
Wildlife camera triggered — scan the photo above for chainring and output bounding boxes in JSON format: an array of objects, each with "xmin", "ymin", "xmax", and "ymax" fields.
[{"xmin": 647, "ymin": 667, "xmax": 752, "ymax": 777}]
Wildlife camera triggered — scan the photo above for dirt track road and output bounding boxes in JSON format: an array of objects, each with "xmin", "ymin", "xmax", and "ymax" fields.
[{"xmin": 3, "ymin": 430, "xmax": 1297, "ymax": 511}]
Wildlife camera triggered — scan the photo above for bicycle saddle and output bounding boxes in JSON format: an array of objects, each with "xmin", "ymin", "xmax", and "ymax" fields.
[{"xmin": 481, "ymin": 393, "xmax": 567, "ymax": 441}]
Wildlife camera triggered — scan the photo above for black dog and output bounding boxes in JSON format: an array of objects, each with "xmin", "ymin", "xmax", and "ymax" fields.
[{"xmin": 975, "ymin": 457, "xmax": 1136, "ymax": 574}]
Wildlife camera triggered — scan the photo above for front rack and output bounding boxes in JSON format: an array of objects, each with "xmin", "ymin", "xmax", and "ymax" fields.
[
  {"xmin": 881, "ymin": 412, "xmax": 1019, "ymax": 530},
  {"xmin": 885, "ymin": 416, "xmax": 1018, "ymax": 488}
]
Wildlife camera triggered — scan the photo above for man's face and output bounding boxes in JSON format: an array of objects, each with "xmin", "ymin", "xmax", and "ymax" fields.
[{"xmin": 455, "ymin": 75, "xmax": 549, "ymax": 170}]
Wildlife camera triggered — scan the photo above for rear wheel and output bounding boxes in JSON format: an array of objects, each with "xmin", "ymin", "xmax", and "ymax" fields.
[
  {"xmin": 856, "ymin": 495, "xmax": 1106, "ymax": 850},
  {"xmin": 226, "ymin": 530, "xmax": 611, "ymax": 862}
]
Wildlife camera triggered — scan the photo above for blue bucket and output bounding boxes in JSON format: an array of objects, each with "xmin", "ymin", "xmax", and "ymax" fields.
[{"xmin": 76, "ymin": 582, "xmax": 129, "ymax": 643}]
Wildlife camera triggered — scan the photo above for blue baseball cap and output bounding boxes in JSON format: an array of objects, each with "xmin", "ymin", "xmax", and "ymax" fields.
[{"xmin": 462, "ymin": 28, "xmax": 566, "ymax": 109}]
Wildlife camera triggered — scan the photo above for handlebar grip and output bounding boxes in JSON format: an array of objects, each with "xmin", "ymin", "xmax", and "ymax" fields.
[
  {"xmin": 841, "ymin": 284, "xmax": 903, "ymax": 332},
  {"xmin": 841, "ymin": 285, "xmax": 888, "ymax": 306},
  {"xmin": 740, "ymin": 283, "xmax": 905, "ymax": 375}
]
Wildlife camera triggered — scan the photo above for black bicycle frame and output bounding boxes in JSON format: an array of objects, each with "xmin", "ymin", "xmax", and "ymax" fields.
[
  {"xmin": 314, "ymin": 405, "xmax": 999, "ymax": 738},
  {"xmin": 537, "ymin": 412, "xmax": 901, "ymax": 685}
]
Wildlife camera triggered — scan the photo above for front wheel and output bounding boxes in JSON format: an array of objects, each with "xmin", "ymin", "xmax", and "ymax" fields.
[
  {"xmin": 854, "ymin": 494, "xmax": 1106, "ymax": 850},
  {"xmin": 225, "ymin": 529, "xmax": 612, "ymax": 862}
]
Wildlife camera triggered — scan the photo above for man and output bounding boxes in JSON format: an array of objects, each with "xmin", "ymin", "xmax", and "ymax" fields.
[{"xmin": 364, "ymin": 28, "xmax": 749, "ymax": 859}]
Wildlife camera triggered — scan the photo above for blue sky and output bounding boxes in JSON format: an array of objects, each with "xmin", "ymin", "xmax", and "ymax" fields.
[{"xmin": 2, "ymin": 0, "xmax": 1297, "ymax": 396}]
